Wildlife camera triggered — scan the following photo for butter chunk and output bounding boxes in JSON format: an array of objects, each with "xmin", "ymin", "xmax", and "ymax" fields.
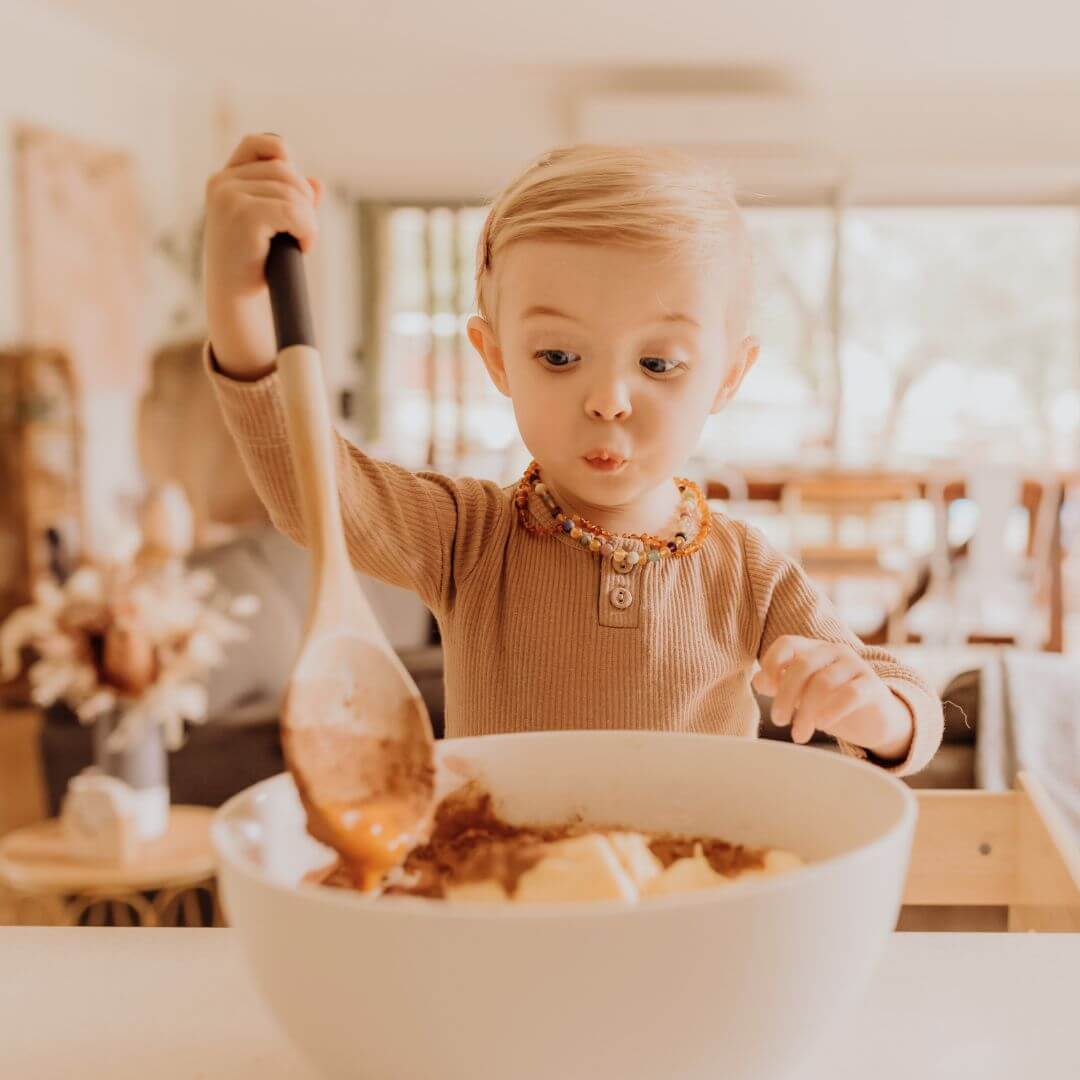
[
  {"xmin": 444, "ymin": 879, "xmax": 510, "ymax": 903},
  {"xmin": 641, "ymin": 844, "xmax": 728, "ymax": 897},
  {"xmin": 514, "ymin": 835, "xmax": 638, "ymax": 903},
  {"xmin": 606, "ymin": 832, "xmax": 663, "ymax": 889}
]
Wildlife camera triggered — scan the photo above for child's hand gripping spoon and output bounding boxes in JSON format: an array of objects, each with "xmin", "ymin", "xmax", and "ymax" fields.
[{"xmin": 266, "ymin": 233, "xmax": 435, "ymax": 891}]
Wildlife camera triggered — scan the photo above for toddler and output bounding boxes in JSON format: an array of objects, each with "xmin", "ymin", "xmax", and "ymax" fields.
[{"xmin": 202, "ymin": 133, "xmax": 943, "ymax": 776}]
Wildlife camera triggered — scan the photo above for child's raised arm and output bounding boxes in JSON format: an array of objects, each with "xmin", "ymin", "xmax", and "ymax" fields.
[{"xmin": 202, "ymin": 134, "xmax": 507, "ymax": 613}]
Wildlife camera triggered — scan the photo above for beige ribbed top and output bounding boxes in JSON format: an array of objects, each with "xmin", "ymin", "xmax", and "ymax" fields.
[{"xmin": 206, "ymin": 345, "xmax": 943, "ymax": 777}]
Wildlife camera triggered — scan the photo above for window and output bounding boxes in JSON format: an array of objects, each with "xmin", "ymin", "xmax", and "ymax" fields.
[
  {"xmin": 841, "ymin": 208, "xmax": 1078, "ymax": 468},
  {"xmin": 698, "ymin": 207, "xmax": 838, "ymax": 466},
  {"xmin": 363, "ymin": 201, "xmax": 1080, "ymax": 475},
  {"xmin": 374, "ymin": 206, "xmax": 522, "ymax": 478}
]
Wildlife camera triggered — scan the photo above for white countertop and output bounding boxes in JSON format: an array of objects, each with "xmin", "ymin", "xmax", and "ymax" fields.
[{"xmin": 1, "ymin": 929, "xmax": 1077, "ymax": 1079}]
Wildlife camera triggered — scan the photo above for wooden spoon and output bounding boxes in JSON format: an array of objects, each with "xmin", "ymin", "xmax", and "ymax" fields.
[{"xmin": 265, "ymin": 233, "xmax": 435, "ymax": 891}]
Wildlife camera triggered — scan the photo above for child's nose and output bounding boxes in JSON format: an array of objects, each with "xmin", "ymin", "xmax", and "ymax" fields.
[{"xmin": 584, "ymin": 378, "xmax": 633, "ymax": 421}]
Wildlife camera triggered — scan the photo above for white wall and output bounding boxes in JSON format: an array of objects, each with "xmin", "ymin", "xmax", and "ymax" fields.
[
  {"xmin": 0, "ymin": 5, "xmax": 370, "ymax": 557},
  {"xmin": 218, "ymin": 65, "xmax": 566, "ymax": 203},
  {"xmin": 0, "ymin": 0, "xmax": 205, "ymax": 555}
]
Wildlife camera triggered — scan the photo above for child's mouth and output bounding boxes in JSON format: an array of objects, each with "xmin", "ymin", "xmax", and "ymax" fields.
[{"xmin": 582, "ymin": 451, "xmax": 628, "ymax": 473}]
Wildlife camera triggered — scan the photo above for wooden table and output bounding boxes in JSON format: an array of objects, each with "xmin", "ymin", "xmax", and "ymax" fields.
[
  {"xmin": 0, "ymin": 806, "xmax": 218, "ymax": 927},
  {"xmin": 0, "ymin": 928, "xmax": 1076, "ymax": 1078}
]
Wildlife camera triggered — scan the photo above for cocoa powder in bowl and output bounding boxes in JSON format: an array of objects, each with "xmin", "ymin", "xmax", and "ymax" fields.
[{"xmin": 308, "ymin": 781, "xmax": 766, "ymax": 899}]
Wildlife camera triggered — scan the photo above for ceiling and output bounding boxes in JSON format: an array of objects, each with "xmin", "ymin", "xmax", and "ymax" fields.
[
  {"xmin": 42, "ymin": 1, "xmax": 1080, "ymax": 200},
  {"xmin": 48, "ymin": 0, "xmax": 1080, "ymax": 87}
]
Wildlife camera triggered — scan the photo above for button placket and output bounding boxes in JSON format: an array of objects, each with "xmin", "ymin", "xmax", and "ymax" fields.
[{"xmin": 597, "ymin": 560, "xmax": 641, "ymax": 628}]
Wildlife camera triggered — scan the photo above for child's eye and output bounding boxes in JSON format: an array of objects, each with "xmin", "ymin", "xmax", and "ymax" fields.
[
  {"xmin": 640, "ymin": 357, "xmax": 683, "ymax": 376},
  {"xmin": 534, "ymin": 349, "xmax": 580, "ymax": 370}
]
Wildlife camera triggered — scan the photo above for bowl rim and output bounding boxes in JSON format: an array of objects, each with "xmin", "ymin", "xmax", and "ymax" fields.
[{"xmin": 211, "ymin": 731, "xmax": 918, "ymax": 922}]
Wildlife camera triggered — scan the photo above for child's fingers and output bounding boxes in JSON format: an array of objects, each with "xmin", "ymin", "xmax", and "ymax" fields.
[
  {"xmin": 239, "ymin": 192, "xmax": 319, "ymax": 253},
  {"xmin": 792, "ymin": 666, "xmax": 863, "ymax": 741},
  {"xmin": 786, "ymin": 656, "xmax": 859, "ymax": 734},
  {"xmin": 760, "ymin": 634, "xmax": 806, "ymax": 673},
  {"xmin": 226, "ymin": 180, "xmax": 312, "ymax": 211},
  {"xmin": 750, "ymin": 666, "xmax": 773, "ymax": 695},
  {"xmin": 771, "ymin": 644, "xmax": 842, "ymax": 735},
  {"xmin": 226, "ymin": 132, "xmax": 292, "ymax": 169},
  {"xmin": 225, "ymin": 160, "xmax": 314, "ymax": 202},
  {"xmin": 756, "ymin": 635, "xmax": 815, "ymax": 694}
]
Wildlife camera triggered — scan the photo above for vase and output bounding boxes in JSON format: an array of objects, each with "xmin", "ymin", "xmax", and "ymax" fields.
[{"xmin": 91, "ymin": 711, "xmax": 170, "ymax": 840}]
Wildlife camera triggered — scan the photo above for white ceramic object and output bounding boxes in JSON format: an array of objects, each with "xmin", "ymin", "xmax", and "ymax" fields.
[
  {"xmin": 213, "ymin": 732, "xmax": 917, "ymax": 1080},
  {"xmin": 60, "ymin": 770, "xmax": 170, "ymax": 860},
  {"xmin": 61, "ymin": 772, "xmax": 140, "ymax": 862}
]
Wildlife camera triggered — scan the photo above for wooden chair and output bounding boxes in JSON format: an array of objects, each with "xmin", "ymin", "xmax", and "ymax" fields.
[
  {"xmin": 910, "ymin": 468, "xmax": 1062, "ymax": 650},
  {"xmin": 780, "ymin": 474, "xmax": 923, "ymax": 642}
]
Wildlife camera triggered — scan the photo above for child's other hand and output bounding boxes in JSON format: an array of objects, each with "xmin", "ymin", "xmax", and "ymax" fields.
[
  {"xmin": 203, "ymin": 133, "xmax": 323, "ymax": 378},
  {"xmin": 752, "ymin": 636, "xmax": 913, "ymax": 761}
]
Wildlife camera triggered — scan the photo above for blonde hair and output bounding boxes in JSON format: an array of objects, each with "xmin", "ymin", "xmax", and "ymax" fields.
[{"xmin": 475, "ymin": 143, "xmax": 753, "ymax": 338}]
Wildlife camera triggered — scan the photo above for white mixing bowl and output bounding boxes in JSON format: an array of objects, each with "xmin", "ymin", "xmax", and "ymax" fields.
[{"xmin": 212, "ymin": 732, "xmax": 916, "ymax": 1080}]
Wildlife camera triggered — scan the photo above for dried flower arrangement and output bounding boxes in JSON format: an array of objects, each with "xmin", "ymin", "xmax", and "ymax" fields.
[{"xmin": 0, "ymin": 486, "xmax": 257, "ymax": 753}]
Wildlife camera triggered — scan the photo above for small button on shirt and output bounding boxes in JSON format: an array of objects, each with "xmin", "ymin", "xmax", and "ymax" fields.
[{"xmin": 608, "ymin": 586, "xmax": 633, "ymax": 610}]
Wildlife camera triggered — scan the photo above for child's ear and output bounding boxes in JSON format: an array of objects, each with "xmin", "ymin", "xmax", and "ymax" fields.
[
  {"xmin": 710, "ymin": 335, "xmax": 760, "ymax": 414},
  {"xmin": 467, "ymin": 316, "xmax": 510, "ymax": 398}
]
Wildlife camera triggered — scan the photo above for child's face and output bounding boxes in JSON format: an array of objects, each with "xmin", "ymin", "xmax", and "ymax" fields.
[{"xmin": 468, "ymin": 240, "xmax": 758, "ymax": 515}]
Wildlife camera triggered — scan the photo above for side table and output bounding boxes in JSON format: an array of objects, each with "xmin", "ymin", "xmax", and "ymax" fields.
[{"xmin": 0, "ymin": 805, "xmax": 219, "ymax": 927}]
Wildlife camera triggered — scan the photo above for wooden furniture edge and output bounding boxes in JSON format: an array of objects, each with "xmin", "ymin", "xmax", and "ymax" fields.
[{"xmin": 905, "ymin": 772, "xmax": 1080, "ymax": 931}]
